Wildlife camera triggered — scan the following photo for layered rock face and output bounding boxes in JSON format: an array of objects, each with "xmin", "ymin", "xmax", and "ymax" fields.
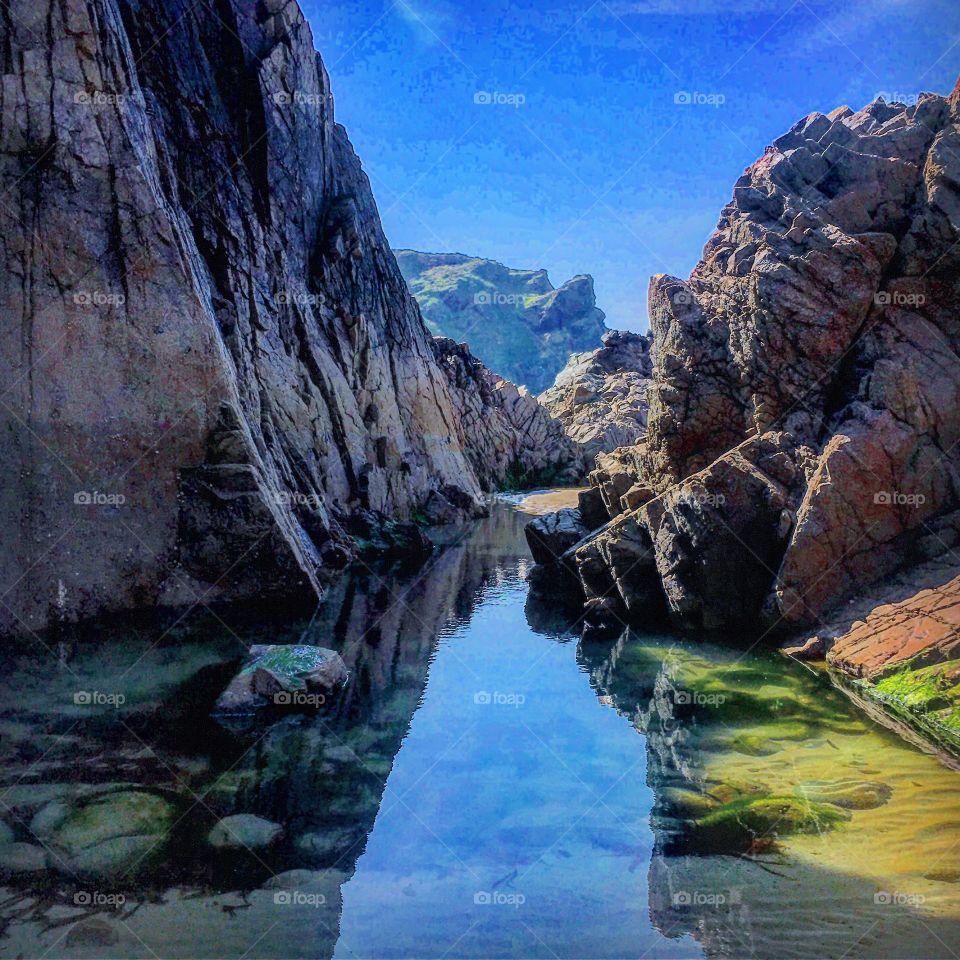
[
  {"xmin": 0, "ymin": 0, "xmax": 574, "ymax": 635},
  {"xmin": 432, "ymin": 337, "xmax": 585, "ymax": 494},
  {"xmin": 395, "ymin": 250, "xmax": 608, "ymax": 393},
  {"xmin": 542, "ymin": 87, "xmax": 960, "ymax": 646},
  {"xmin": 539, "ymin": 330, "xmax": 653, "ymax": 463}
]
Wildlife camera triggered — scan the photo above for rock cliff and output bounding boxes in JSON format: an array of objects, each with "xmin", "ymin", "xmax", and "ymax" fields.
[
  {"xmin": 539, "ymin": 329, "xmax": 653, "ymax": 463},
  {"xmin": 0, "ymin": 0, "xmax": 576, "ymax": 635},
  {"xmin": 534, "ymin": 85, "xmax": 960, "ymax": 663},
  {"xmin": 395, "ymin": 250, "xmax": 608, "ymax": 393}
]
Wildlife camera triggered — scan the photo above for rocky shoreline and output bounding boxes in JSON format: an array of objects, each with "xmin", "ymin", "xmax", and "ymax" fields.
[{"xmin": 528, "ymin": 83, "xmax": 960, "ymax": 754}]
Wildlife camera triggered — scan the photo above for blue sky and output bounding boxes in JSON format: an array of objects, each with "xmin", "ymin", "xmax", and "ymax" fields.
[{"xmin": 301, "ymin": 0, "xmax": 960, "ymax": 332}]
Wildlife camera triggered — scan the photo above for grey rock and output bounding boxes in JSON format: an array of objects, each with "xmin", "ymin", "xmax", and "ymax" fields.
[
  {"xmin": 540, "ymin": 330, "xmax": 654, "ymax": 463},
  {"xmin": 49, "ymin": 790, "xmax": 177, "ymax": 878},
  {"xmin": 525, "ymin": 508, "xmax": 590, "ymax": 565},
  {"xmin": 548, "ymin": 82, "xmax": 960, "ymax": 639},
  {"xmin": 214, "ymin": 645, "xmax": 348, "ymax": 716},
  {"xmin": 0, "ymin": 842, "xmax": 48, "ymax": 875},
  {"xmin": 208, "ymin": 814, "xmax": 283, "ymax": 851},
  {"xmin": 0, "ymin": 0, "xmax": 562, "ymax": 636}
]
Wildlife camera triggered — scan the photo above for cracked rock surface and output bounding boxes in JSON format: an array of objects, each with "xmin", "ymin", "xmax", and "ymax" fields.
[
  {"xmin": 539, "ymin": 330, "xmax": 653, "ymax": 464},
  {"xmin": 544, "ymin": 85, "xmax": 960, "ymax": 655},
  {"xmin": 0, "ymin": 0, "xmax": 578, "ymax": 634}
]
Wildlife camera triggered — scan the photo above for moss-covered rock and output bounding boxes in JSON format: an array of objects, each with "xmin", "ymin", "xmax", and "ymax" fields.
[
  {"xmin": 50, "ymin": 790, "xmax": 178, "ymax": 879},
  {"xmin": 688, "ymin": 795, "xmax": 851, "ymax": 853},
  {"xmin": 793, "ymin": 779, "xmax": 892, "ymax": 810}
]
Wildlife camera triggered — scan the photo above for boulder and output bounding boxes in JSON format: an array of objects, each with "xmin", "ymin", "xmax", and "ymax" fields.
[
  {"xmin": 0, "ymin": 842, "xmax": 49, "ymax": 875},
  {"xmin": 214, "ymin": 645, "xmax": 349, "ymax": 716},
  {"xmin": 49, "ymin": 790, "xmax": 177, "ymax": 879},
  {"xmin": 524, "ymin": 509, "xmax": 590, "ymax": 565},
  {"xmin": 207, "ymin": 815, "xmax": 283, "ymax": 851}
]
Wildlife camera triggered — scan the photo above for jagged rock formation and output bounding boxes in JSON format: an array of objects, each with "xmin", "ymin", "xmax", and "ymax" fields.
[
  {"xmin": 431, "ymin": 338, "xmax": 585, "ymax": 494},
  {"xmin": 535, "ymin": 85, "xmax": 960, "ymax": 661},
  {"xmin": 539, "ymin": 330, "xmax": 653, "ymax": 463},
  {"xmin": 0, "ymin": 0, "xmax": 577, "ymax": 636},
  {"xmin": 395, "ymin": 250, "xmax": 608, "ymax": 393}
]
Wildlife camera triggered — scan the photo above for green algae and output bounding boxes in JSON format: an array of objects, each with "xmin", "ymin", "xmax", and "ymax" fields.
[
  {"xmin": 856, "ymin": 658, "xmax": 960, "ymax": 755},
  {"xmin": 689, "ymin": 795, "xmax": 851, "ymax": 853}
]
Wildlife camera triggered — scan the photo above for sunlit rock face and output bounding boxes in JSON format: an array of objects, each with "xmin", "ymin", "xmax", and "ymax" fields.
[
  {"xmin": 539, "ymin": 330, "xmax": 654, "ymax": 464},
  {"xmin": 545, "ymin": 85, "xmax": 960, "ymax": 648},
  {"xmin": 0, "ymin": 0, "xmax": 581, "ymax": 635}
]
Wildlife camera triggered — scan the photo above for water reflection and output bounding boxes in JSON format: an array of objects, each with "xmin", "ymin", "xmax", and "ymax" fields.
[{"xmin": 0, "ymin": 499, "xmax": 958, "ymax": 958}]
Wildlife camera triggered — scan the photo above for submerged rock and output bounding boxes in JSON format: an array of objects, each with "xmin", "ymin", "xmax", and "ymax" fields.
[
  {"xmin": 0, "ymin": 842, "xmax": 48, "ymax": 875},
  {"xmin": 688, "ymin": 795, "xmax": 851, "ymax": 854},
  {"xmin": 49, "ymin": 791, "xmax": 177, "ymax": 879},
  {"xmin": 208, "ymin": 815, "xmax": 283, "ymax": 851},
  {"xmin": 794, "ymin": 780, "xmax": 892, "ymax": 810},
  {"xmin": 214, "ymin": 645, "xmax": 348, "ymax": 717}
]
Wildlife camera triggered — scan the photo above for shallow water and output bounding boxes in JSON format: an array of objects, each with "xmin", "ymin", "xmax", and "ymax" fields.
[{"xmin": 1, "ymin": 497, "xmax": 959, "ymax": 958}]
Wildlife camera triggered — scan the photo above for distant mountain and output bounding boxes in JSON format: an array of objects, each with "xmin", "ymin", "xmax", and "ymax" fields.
[{"xmin": 395, "ymin": 250, "xmax": 608, "ymax": 393}]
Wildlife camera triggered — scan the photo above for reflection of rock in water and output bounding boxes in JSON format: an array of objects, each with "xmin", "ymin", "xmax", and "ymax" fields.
[
  {"xmin": 0, "ymin": 506, "xmax": 532, "ymax": 958},
  {"xmin": 577, "ymin": 631, "xmax": 960, "ymax": 960}
]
